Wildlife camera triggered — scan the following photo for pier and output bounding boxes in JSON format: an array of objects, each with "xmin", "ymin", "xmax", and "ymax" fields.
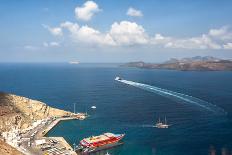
[{"xmin": 13, "ymin": 113, "xmax": 87, "ymax": 155}]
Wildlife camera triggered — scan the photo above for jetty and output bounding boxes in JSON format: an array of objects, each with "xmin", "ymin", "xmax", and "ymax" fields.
[{"xmin": 19, "ymin": 114, "xmax": 87, "ymax": 155}]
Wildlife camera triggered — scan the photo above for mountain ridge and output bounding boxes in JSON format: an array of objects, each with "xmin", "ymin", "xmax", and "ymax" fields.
[{"xmin": 121, "ymin": 56, "xmax": 232, "ymax": 71}]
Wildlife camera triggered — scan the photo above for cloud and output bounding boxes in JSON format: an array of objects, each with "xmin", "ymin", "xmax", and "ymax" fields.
[
  {"xmin": 42, "ymin": 24, "xmax": 63, "ymax": 36},
  {"xmin": 60, "ymin": 22, "xmax": 115, "ymax": 46},
  {"xmin": 209, "ymin": 26, "xmax": 232, "ymax": 41},
  {"xmin": 24, "ymin": 45, "xmax": 39, "ymax": 50},
  {"xmin": 46, "ymin": 18, "xmax": 232, "ymax": 50},
  {"xmin": 42, "ymin": 2, "xmax": 232, "ymax": 50},
  {"xmin": 58, "ymin": 21, "xmax": 148, "ymax": 46},
  {"xmin": 109, "ymin": 21, "xmax": 148, "ymax": 45},
  {"xmin": 75, "ymin": 1, "xmax": 100, "ymax": 21},
  {"xmin": 127, "ymin": 7, "xmax": 143, "ymax": 17},
  {"xmin": 159, "ymin": 34, "xmax": 221, "ymax": 49},
  {"xmin": 223, "ymin": 43, "xmax": 232, "ymax": 49},
  {"xmin": 43, "ymin": 42, "xmax": 60, "ymax": 47}
]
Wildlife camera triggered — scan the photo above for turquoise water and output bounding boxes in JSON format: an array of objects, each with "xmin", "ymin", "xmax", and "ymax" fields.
[{"xmin": 0, "ymin": 63, "xmax": 232, "ymax": 155}]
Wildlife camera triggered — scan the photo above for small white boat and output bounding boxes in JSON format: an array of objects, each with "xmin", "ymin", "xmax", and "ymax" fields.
[{"xmin": 91, "ymin": 106, "xmax": 96, "ymax": 109}]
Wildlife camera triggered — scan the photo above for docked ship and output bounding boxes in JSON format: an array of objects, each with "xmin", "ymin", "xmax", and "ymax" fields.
[{"xmin": 76, "ymin": 133, "xmax": 125, "ymax": 154}]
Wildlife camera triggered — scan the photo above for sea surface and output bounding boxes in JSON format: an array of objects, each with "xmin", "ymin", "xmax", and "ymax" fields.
[{"xmin": 1, "ymin": 63, "xmax": 232, "ymax": 155}]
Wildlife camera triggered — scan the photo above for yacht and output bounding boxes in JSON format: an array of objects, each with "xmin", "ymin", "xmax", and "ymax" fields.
[{"xmin": 154, "ymin": 117, "xmax": 170, "ymax": 128}]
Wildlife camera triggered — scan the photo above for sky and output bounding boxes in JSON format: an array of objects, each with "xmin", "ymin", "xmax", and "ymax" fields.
[{"xmin": 1, "ymin": 0, "xmax": 232, "ymax": 63}]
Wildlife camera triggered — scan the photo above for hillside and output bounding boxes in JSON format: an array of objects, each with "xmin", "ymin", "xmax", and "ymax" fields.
[
  {"xmin": 0, "ymin": 92, "xmax": 72, "ymax": 133},
  {"xmin": 0, "ymin": 140, "xmax": 23, "ymax": 155},
  {"xmin": 122, "ymin": 56, "xmax": 232, "ymax": 71}
]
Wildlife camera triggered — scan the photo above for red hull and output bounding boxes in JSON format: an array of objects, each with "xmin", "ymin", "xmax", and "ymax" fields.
[{"xmin": 80, "ymin": 133, "xmax": 125, "ymax": 148}]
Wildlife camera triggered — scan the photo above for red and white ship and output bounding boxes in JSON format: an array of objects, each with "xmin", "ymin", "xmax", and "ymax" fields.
[{"xmin": 77, "ymin": 133, "xmax": 125, "ymax": 153}]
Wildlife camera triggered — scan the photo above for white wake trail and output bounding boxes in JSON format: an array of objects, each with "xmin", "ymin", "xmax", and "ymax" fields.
[{"xmin": 117, "ymin": 79, "xmax": 226, "ymax": 115}]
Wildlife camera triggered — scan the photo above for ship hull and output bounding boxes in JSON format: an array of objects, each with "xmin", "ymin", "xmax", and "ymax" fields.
[
  {"xmin": 76, "ymin": 141, "xmax": 123, "ymax": 154},
  {"xmin": 76, "ymin": 133, "xmax": 125, "ymax": 154}
]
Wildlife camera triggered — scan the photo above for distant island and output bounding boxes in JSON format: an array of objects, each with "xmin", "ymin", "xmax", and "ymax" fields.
[{"xmin": 121, "ymin": 56, "xmax": 232, "ymax": 71}]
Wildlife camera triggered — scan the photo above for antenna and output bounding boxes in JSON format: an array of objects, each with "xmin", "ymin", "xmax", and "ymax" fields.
[{"xmin": 85, "ymin": 102, "xmax": 88, "ymax": 116}]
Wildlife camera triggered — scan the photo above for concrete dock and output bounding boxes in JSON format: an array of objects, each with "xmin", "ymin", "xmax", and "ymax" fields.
[{"xmin": 19, "ymin": 113, "xmax": 87, "ymax": 155}]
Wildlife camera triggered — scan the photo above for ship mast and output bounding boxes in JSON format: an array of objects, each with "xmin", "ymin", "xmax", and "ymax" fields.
[{"xmin": 73, "ymin": 103, "xmax": 76, "ymax": 114}]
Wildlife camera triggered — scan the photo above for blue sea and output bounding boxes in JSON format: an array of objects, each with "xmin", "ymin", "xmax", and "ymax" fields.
[{"xmin": 1, "ymin": 63, "xmax": 232, "ymax": 155}]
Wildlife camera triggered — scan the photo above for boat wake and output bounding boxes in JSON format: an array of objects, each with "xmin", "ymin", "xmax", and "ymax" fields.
[
  {"xmin": 141, "ymin": 125, "xmax": 155, "ymax": 128},
  {"xmin": 116, "ymin": 78, "xmax": 226, "ymax": 115}
]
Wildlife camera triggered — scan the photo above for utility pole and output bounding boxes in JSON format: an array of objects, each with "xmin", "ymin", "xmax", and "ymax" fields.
[{"xmin": 73, "ymin": 143, "xmax": 76, "ymax": 151}]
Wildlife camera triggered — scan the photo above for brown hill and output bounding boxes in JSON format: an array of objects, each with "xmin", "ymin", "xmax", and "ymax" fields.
[
  {"xmin": 0, "ymin": 140, "xmax": 23, "ymax": 155},
  {"xmin": 0, "ymin": 92, "xmax": 73, "ymax": 133}
]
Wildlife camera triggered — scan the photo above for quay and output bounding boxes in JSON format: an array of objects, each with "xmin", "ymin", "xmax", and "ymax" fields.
[
  {"xmin": 3, "ymin": 113, "xmax": 87, "ymax": 155},
  {"xmin": 40, "ymin": 116, "xmax": 82, "ymax": 137}
]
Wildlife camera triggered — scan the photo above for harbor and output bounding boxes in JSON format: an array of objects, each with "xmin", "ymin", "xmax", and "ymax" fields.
[{"xmin": 2, "ymin": 113, "xmax": 87, "ymax": 155}]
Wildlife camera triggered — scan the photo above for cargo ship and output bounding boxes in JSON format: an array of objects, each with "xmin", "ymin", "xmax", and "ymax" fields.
[{"xmin": 76, "ymin": 133, "xmax": 125, "ymax": 154}]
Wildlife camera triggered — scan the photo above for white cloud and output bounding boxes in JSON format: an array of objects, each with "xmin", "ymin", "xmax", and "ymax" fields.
[
  {"xmin": 127, "ymin": 7, "xmax": 143, "ymax": 17},
  {"xmin": 60, "ymin": 22, "xmax": 115, "ymax": 46},
  {"xmin": 42, "ymin": 24, "xmax": 63, "ymax": 36},
  {"xmin": 109, "ymin": 21, "xmax": 148, "ymax": 45},
  {"xmin": 46, "ymin": 18, "xmax": 232, "ymax": 50},
  {"xmin": 24, "ymin": 45, "xmax": 38, "ymax": 50},
  {"xmin": 209, "ymin": 26, "xmax": 232, "ymax": 41},
  {"xmin": 43, "ymin": 3, "xmax": 232, "ymax": 50},
  {"xmin": 162, "ymin": 34, "xmax": 221, "ymax": 49},
  {"xmin": 60, "ymin": 21, "xmax": 80, "ymax": 34},
  {"xmin": 150, "ymin": 34, "xmax": 172, "ymax": 45},
  {"xmin": 75, "ymin": 1, "xmax": 100, "ymax": 21},
  {"xmin": 59, "ymin": 21, "xmax": 147, "ymax": 46},
  {"xmin": 223, "ymin": 43, "xmax": 232, "ymax": 49},
  {"xmin": 43, "ymin": 42, "xmax": 60, "ymax": 47}
]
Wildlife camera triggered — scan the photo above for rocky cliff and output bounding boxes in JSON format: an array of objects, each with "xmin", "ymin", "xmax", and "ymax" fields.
[{"xmin": 0, "ymin": 92, "xmax": 73, "ymax": 133}]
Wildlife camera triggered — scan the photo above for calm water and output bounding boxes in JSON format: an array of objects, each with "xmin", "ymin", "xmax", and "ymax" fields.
[{"xmin": 1, "ymin": 63, "xmax": 232, "ymax": 155}]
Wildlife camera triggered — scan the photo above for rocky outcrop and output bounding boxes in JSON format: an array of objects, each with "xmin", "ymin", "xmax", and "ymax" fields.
[{"xmin": 0, "ymin": 92, "xmax": 73, "ymax": 133}]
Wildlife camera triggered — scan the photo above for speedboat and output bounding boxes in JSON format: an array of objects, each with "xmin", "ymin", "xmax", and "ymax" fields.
[{"xmin": 115, "ymin": 77, "xmax": 123, "ymax": 81}]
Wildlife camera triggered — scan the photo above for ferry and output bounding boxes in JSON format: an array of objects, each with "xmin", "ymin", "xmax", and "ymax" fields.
[
  {"xmin": 154, "ymin": 117, "xmax": 170, "ymax": 128},
  {"xmin": 69, "ymin": 61, "xmax": 79, "ymax": 64},
  {"xmin": 76, "ymin": 133, "xmax": 125, "ymax": 154}
]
